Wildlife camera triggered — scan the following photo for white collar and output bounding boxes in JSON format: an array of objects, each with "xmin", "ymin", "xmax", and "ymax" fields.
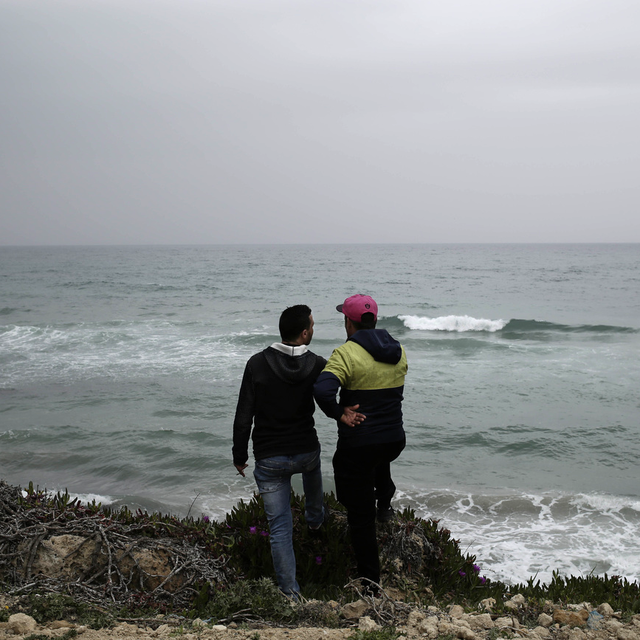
[{"xmin": 271, "ymin": 342, "xmax": 308, "ymax": 356}]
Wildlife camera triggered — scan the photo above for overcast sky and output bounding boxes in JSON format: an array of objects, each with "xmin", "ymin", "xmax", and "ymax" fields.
[{"xmin": 1, "ymin": 0, "xmax": 639, "ymax": 245}]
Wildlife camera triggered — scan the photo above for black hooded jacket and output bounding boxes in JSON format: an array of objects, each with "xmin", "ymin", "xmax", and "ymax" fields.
[{"xmin": 232, "ymin": 345, "xmax": 327, "ymax": 465}]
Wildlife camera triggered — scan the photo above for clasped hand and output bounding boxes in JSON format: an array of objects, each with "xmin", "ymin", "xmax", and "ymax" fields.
[{"xmin": 340, "ymin": 404, "xmax": 366, "ymax": 427}]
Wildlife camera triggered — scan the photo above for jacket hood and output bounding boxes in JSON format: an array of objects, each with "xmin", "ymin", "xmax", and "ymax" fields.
[
  {"xmin": 348, "ymin": 329, "xmax": 402, "ymax": 364},
  {"xmin": 263, "ymin": 346, "xmax": 319, "ymax": 384}
]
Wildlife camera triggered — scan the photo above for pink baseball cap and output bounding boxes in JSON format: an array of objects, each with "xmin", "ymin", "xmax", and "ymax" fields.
[{"xmin": 336, "ymin": 294, "xmax": 378, "ymax": 322}]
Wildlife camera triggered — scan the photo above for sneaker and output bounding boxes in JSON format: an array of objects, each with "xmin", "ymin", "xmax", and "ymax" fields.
[{"xmin": 376, "ymin": 506, "xmax": 396, "ymax": 523}]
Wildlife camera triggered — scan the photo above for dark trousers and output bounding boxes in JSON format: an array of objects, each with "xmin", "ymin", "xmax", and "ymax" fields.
[{"xmin": 332, "ymin": 437, "xmax": 405, "ymax": 585}]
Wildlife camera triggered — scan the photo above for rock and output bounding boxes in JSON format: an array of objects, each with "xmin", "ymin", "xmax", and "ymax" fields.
[
  {"xmin": 407, "ymin": 610, "xmax": 426, "ymax": 627},
  {"xmin": 618, "ymin": 629, "xmax": 640, "ymax": 640},
  {"xmin": 8, "ymin": 613, "xmax": 37, "ymax": 635},
  {"xmin": 153, "ymin": 624, "xmax": 172, "ymax": 636},
  {"xmin": 479, "ymin": 598, "xmax": 496, "ymax": 612},
  {"xmin": 607, "ymin": 620, "xmax": 625, "ymax": 633},
  {"xmin": 17, "ymin": 534, "xmax": 186, "ymax": 593},
  {"xmin": 467, "ymin": 614, "xmax": 494, "ymax": 630},
  {"xmin": 450, "ymin": 605, "xmax": 465, "ymax": 619},
  {"xmin": 598, "ymin": 603, "xmax": 615, "ymax": 617},
  {"xmin": 416, "ymin": 618, "xmax": 439, "ymax": 638},
  {"xmin": 47, "ymin": 620, "xmax": 74, "ymax": 629},
  {"xmin": 118, "ymin": 543, "xmax": 186, "ymax": 592},
  {"xmin": 341, "ymin": 599, "xmax": 368, "ymax": 619},
  {"xmin": 538, "ymin": 614, "xmax": 553, "ymax": 628},
  {"xmin": 506, "ymin": 594, "xmax": 526, "ymax": 609},
  {"xmin": 115, "ymin": 622, "xmax": 139, "ymax": 635},
  {"xmin": 533, "ymin": 626, "xmax": 551, "ymax": 638},
  {"xmin": 438, "ymin": 620, "xmax": 474, "ymax": 639},
  {"xmin": 438, "ymin": 621, "xmax": 458, "ymax": 636},
  {"xmin": 553, "ymin": 610, "xmax": 589, "ymax": 627},
  {"xmin": 359, "ymin": 616, "xmax": 380, "ymax": 632},
  {"xmin": 19, "ymin": 534, "xmax": 101, "ymax": 581},
  {"xmin": 495, "ymin": 616, "xmax": 518, "ymax": 630}
]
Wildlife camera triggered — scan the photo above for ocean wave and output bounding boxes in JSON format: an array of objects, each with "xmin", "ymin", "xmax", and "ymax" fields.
[
  {"xmin": 393, "ymin": 315, "xmax": 637, "ymax": 334},
  {"xmin": 398, "ymin": 314, "xmax": 507, "ymax": 332},
  {"xmin": 0, "ymin": 307, "xmax": 22, "ymax": 316},
  {"xmin": 0, "ymin": 322, "xmax": 260, "ymax": 383},
  {"xmin": 502, "ymin": 319, "xmax": 638, "ymax": 333},
  {"xmin": 394, "ymin": 488, "xmax": 640, "ymax": 585},
  {"xmin": 26, "ymin": 489, "xmax": 116, "ymax": 508}
]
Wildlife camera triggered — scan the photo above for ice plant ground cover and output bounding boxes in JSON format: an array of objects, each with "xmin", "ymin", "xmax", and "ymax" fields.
[{"xmin": 1, "ymin": 480, "xmax": 640, "ymax": 629}]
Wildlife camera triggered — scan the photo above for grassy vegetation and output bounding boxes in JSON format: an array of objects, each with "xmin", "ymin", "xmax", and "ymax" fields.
[
  {"xmin": 23, "ymin": 594, "xmax": 113, "ymax": 629},
  {"xmin": 2, "ymin": 484, "xmax": 640, "ymax": 628}
]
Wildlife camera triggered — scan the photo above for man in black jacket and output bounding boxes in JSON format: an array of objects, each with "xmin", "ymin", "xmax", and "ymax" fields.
[{"xmin": 232, "ymin": 305, "xmax": 326, "ymax": 597}]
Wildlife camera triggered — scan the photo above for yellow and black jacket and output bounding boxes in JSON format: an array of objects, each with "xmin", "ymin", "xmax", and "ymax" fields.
[{"xmin": 314, "ymin": 329, "xmax": 407, "ymax": 448}]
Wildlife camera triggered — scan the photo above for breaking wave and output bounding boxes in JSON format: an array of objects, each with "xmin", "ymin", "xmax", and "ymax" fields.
[
  {"xmin": 398, "ymin": 315, "xmax": 507, "ymax": 332},
  {"xmin": 396, "ymin": 316, "xmax": 637, "ymax": 334}
]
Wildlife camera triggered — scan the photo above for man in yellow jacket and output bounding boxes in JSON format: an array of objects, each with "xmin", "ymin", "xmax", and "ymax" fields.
[{"xmin": 314, "ymin": 294, "xmax": 408, "ymax": 593}]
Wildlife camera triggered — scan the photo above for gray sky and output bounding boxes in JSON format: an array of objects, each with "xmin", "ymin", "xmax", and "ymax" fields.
[{"xmin": 1, "ymin": 0, "xmax": 639, "ymax": 245}]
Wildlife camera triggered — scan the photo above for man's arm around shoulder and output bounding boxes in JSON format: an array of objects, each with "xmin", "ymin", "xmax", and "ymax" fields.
[{"xmin": 314, "ymin": 369, "xmax": 365, "ymax": 428}]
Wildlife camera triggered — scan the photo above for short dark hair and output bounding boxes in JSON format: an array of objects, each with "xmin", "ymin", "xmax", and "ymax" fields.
[
  {"xmin": 279, "ymin": 304, "xmax": 312, "ymax": 342},
  {"xmin": 350, "ymin": 312, "xmax": 377, "ymax": 331}
]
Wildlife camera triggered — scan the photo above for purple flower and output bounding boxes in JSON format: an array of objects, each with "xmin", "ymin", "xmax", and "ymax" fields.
[
  {"xmin": 249, "ymin": 526, "xmax": 257, "ymax": 534},
  {"xmin": 203, "ymin": 516, "xmax": 210, "ymax": 524},
  {"xmin": 458, "ymin": 570, "xmax": 466, "ymax": 577},
  {"xmin": 260, "ymin": 530, "xmax": 269, "ymax": 537},
  {"xmin": 479, "ymin": 576, "xmax": 487, "ymax": 585},
  {"xmin": 473, "ymin": 564, "xmax": 481, "ymax": 572},
  {"xmin": 315, "ymin": 556, "xmax": 322, "ymax": 565}
]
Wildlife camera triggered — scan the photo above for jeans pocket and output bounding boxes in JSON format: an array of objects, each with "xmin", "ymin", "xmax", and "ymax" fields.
[
  {"xmin": 299, "ymin": 447, "xmax": 321, "ymax": 473},
  {"xmin": 254, "ymin": 462, "xmax": 289, "ymax": 494}
]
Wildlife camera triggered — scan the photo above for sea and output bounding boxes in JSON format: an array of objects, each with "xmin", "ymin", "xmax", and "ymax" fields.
[{"xmin": 1, "ymin": 244, "xmax": 639, "ymax": 586}]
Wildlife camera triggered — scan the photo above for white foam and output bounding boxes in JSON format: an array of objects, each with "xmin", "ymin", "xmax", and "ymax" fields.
[
  {"xmin": 395, "ymin": 488, "xmax": 640, "ymax": 585},
  {"xmin": 398, "ymin": 315, "xmax": 507, "ymax": 332},
  {"xmin": 0, "ymin": 321, "xmax": 256, "ymax": 384},
  {"xmin": 71, "ymin": 492, "xmax": 115, "ymax": 506},
  {"xmin": 19, "ymin": 489, "xmax": 116, "ymax": 507}
]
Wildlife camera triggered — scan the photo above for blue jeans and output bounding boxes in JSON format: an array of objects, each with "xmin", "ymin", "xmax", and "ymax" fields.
[{"xmin": 253, "ymin": 446, "xmax": 324, "ymax": 596}]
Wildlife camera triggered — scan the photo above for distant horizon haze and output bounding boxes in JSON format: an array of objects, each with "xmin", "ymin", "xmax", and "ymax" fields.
[{"xmin": 1, "ymin": 0, "xmax": 639, "ymax": 245}]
